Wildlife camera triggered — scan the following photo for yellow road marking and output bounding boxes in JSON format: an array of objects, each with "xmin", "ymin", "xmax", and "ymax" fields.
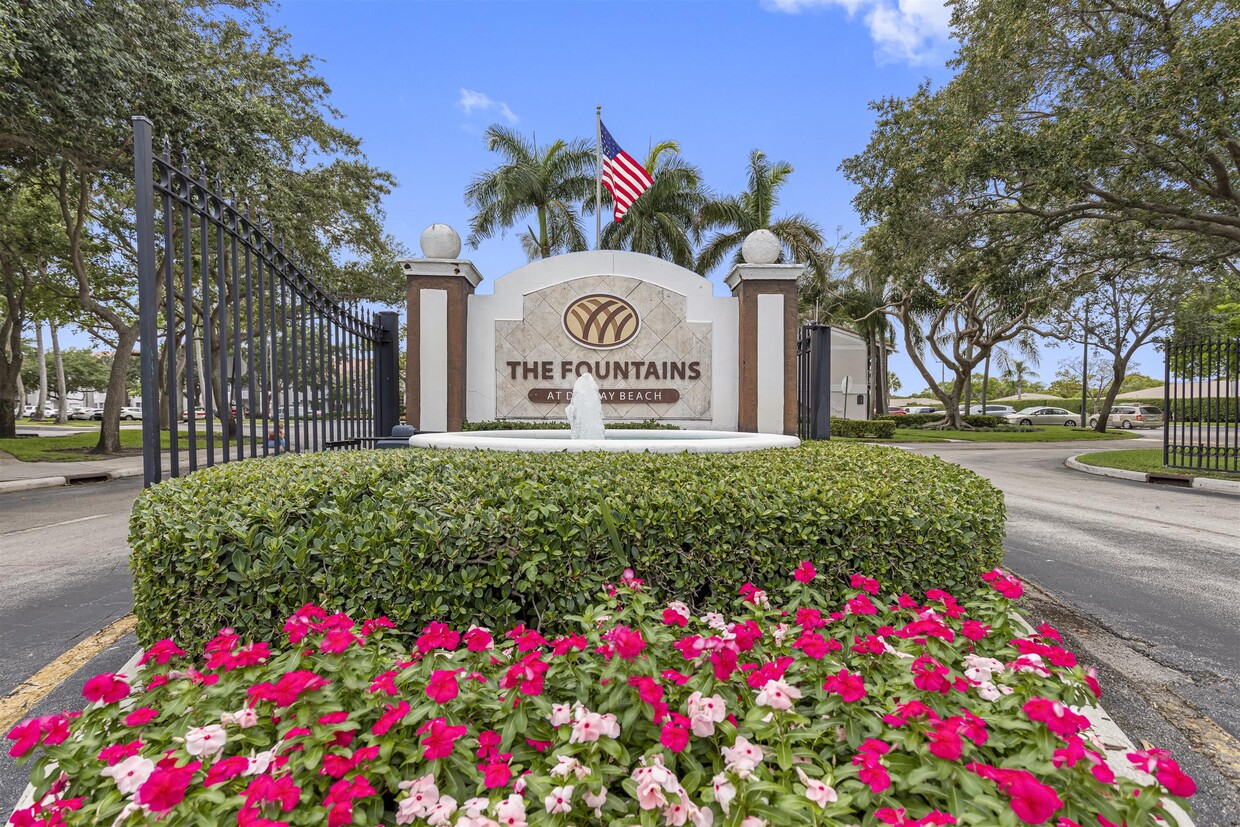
[{"xmin": 0, "ymin": 614, "xmax": 138, "ymax": 733}]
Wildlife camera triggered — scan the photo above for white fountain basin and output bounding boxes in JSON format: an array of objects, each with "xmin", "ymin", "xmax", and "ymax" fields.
[{"xmin": 407, "ymin": 429, "xmax": 800, "ymax": 454}]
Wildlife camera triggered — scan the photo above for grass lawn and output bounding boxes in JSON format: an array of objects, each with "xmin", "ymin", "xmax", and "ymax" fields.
[
  {"xmin": 835, "ymin": 428, "xmax": 1141, "ymax": 444},
  {"xmin": 0, "ymin": 429, "xmax": 215, "ymax": 462},
  {"xmin": 1074, "ymin": 448, "xmax": 1240, "ymax": 482}
]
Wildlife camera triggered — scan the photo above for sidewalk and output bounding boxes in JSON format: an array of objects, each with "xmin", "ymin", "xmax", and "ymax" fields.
[{"xmin": 0, "ymin": 450, "xmax": 216, "ymax": 493}]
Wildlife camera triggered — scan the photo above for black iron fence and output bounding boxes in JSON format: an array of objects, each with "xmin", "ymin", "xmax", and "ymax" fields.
[
  {"xmin": 1163, "ymin": 336, "xmax": 1239, "ymax": 475},
  {"xmin": 133, "ymin": 117, "xmax": 399, "ymax": 487},
  {"xmin": 797, "ymin": 323, "xmax": 831, "ymax": 440}
]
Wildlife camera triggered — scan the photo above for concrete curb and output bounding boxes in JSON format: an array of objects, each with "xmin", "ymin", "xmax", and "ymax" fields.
[
  {"xmin": 0, "ymin": 467, "xmax": 145, "ymax": 494},
  {"xmin": 1066, "ymin": 455, "xmax": 1240, "ymax": 495}
]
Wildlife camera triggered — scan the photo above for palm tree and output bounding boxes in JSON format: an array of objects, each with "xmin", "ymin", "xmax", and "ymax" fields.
[
  {"xmin": 823, "ymin": 249, "xmax": 898, "ymax": 415},
  {"xmin": 696, "ymin": 150, "xmax": 831, "ymax": 277},
  {"xmin": 1001, "ymin": 357, "xmax": 1035, "ymax": 400},
  {"xmin": 587, "ymin": 141, "xmax": 707, "ymax": 270},
  {"xmin": 465, "ymin": 125, "xmax": 596, "ymax": 260}
]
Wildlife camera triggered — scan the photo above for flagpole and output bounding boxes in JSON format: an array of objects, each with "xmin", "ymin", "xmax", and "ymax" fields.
[{"xmin": 595, "ymin": 105, "xmax": 602, "ymax": 250}]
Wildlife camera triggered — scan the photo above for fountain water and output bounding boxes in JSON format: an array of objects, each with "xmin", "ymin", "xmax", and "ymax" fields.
[{"xmin": 565, "ymin": 372, "xmax": 605, "ymax": 440}]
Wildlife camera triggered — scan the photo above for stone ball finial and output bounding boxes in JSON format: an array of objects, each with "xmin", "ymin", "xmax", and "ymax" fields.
[
  {"xmin": 420, "ymin": 224, "xmax": 462, "ymax": 259},
  {"xmin": 741, "ymin": 229, "xmax": 781, "ymax": 265}
]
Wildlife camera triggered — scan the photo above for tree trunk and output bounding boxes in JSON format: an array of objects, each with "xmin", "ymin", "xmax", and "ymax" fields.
[
  {"xmin": 537, "ymin": 206, "xmax": 551, "ymax": 259},
  {"xmin": 0, "ymin": 310, "xmax": 23, "ymax": 439},
  {"xmin": 981, "ymin": 355, "xmax": 990, "ymax": 411},
  {"xmin": 91, "ymin": 329, "xmax": 139, "ymax": 454},
  {"xmin": 51, "ymin": 323, "xmax": 67, "ymax": 422},
  {"xmin": 1093, "ymin": 355, "xmax": 1131, "ymax": 433},
  {"xmin": 31, "ymin": 322, "xmax": 47, "ymax": 420}
]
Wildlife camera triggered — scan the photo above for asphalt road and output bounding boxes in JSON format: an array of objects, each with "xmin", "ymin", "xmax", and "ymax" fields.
[
  {"xmin": 0, "ymin": 477, "xmax": 139, "ymax": 698},
  {"xmin": 905, "ymin": 435, "xmax": 1240, "ymax": 825}
]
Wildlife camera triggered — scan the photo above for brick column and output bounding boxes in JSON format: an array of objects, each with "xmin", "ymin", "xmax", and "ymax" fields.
[
  {"xmin": 726, "ymin": 263, "xmax": 802, "ymax": 435},
  {"xmin": 402, "ymin": 257, "xmax": 481, "ymax": 432}
]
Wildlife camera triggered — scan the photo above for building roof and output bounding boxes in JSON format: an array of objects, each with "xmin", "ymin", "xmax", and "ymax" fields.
[
  {"xmin": 1115, "ymin": 380, "xmax": 1238, "ymax": 399},
  {"xmin": 992, "ymin": 393, "xmax": 1063, "ymax": 401}
]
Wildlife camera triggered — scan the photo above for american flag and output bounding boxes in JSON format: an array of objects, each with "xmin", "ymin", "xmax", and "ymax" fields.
[{"xmin": 600, "ymin": 122, "xmax": 653, "ymax": 221}]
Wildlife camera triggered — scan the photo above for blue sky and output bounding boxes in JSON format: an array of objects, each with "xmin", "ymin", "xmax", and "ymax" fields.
[{"xmin": 62, "ymin": 0, "xmax": 1156, "ymax": 393}]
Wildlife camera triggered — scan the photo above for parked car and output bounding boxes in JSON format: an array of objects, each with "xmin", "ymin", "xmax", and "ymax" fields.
[
  {"xmin": 119, "ymin": 406, "xmax": 143, "ymax": 420},
  {"xmin": 68, "ymin": 407, "xmax": 102, "ymax": 420},
  {"xmin": 1005, "ymin": 406, "xmax": 1080, "ymax": 427},
  {"xmin": 961, "ymin": 404, "xmax": 1017, "ymax": 416},
  {"xmin": 902, "ymin": 406, "xmax": 939, "ymax": 415},
  {"xmin": 1088, "ymin": 405, "xmax": 1164, "ymax": 430},
  {"xmin": 181, "ymin": 407, "xmax": 208, "ymax": 421}
]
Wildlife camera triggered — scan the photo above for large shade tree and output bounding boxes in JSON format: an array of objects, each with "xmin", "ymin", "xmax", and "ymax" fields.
[
  {"xmin": 2, "ymin": 0, "xmax": 401, "ymax": 453},
  {"xmin": 591, "ymin": 141, "xmax": 707, "ymax": 270},
  {"xmin": 465, "ymin": 125, "xmax": 596, "ymax": 261},
  {"xmin": 696, "ymin": 150, "xmax": 832, "ymax": 278}
]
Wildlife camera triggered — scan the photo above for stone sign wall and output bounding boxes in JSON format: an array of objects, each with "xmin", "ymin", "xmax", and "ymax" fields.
[{"xmin": 494, "ymin": 276, "xmax": 712, "ymax": 421}]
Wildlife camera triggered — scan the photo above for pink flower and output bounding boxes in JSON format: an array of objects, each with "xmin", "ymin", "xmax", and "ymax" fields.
[
  {"xmin": 415, "ymin": 622, "xmax": 460, "ymax": 654},
  {"xmin": 426, "ymin": 670, "xmax": 461, "ymax": 704},
  {"xmin": 794, "ymin": 560, "xmax": 817, "ymax": 583},
  {"xmin": 853, "ymin": 740, "xmax": 892, "ymax": 793},
  {"xmin": 463, "ymin": 626, "xmax": 494, "ymax": 651},
  {"xmin": 609, "ymin": 626, "xmax": 646, "ymax": 659},
  {"xmin": 98, "ymin": 740, "xmax": 143, "ymax": 766},
  {"xmin": 755, "ymin": 677, "xmax": 802, "ymax": 711},
  {"xmin": 660, "ymin": 718, "xmax": 690, "ymax": 753},
  {"xmin": 82, "ymin": 673, "xmax": 130, "ymax": 704},
  {"xmin": 247, "ymin": 670, "xmax": 330, "ymax": 707},
  {"xmin": 369, "ymin": 669, "xmax": 399, "ymax": 696},
  {"xmin": 137, "ymin": 760, "xmax": 200, "ymax": 812},
  {"xmin": 926, "ymin": 718, "xmax": 965, "ymax": 761},
  {"xmin": 662, "ymin": 601, "xmax": 691, "ymax": 627},
  {"xmin": 184, "ymin": 724, "xmax": 227, "ymax": 757},
  {"xmin": 570, "ymin": 710, "xmax": 619, "ymax": 743},
  {"xmin": 139, "ymin": 639, "xmax": 187, "ymax": 666},
  {"xmin": 124, "ymin": 707, "xmax": 159, "ymax": 727},
  {"xmin": 961, "ymin": 620, "xmax": 991, "ymax": 641},
  {"xmin": 712, "ymin": 773, "xmax": 737, "ymax": 814},
  {"xmin": 877, "ymin": 809, "xmax": 957, "ymax": 826},
  {"xmin": 850, "ymin": 573, "xmax": 880, "ymax": 594},
  {"xmin": 544, "ymin": 785, "xmax": 573, "ymax": 814},
  {"xmin": 480, "ymin": 756, "xmax": 513, "ymax": 789},
  {"xmin": 722, "ymin": 736, "xmax": 764, "ymax": 778},
  {"xmin": 687, "ymin": 692, "xmax": 726, "ymax": 736},
  {"xmin": 1023, "ymin": 698, "xmax": 1090, "ymax": 737},
  {"xmin": 911, "ymin": 656, "xmax": 953, "ymax": 695},
  {"xmin": 495, "ymin": 794, "xmax": 527, "ymax": 827},
  {"xmin": 243, "ymin": 774, "xmax": 301, "ymax": 812},
  {"xmin": 792, "ymin": 630, "xmax": 840, "ymax": 659},
  {"xmin": 373, "ymin": 701, "xmax": 411, "ymax": 736},
  {"xmin": 968, "ymin": 764, "xmax": 1062, "ymax": 824},
  {"xmin": 983, "ymin": 569, "xmax": 1024, "ymax": 599},
  {"xmin": 822, "ymin": 668, "xmax": 867, "ymax": 702},
  {"xmin": 204, "ymin": 755, "xmax": 250, "ymax": 787},
  {"xmin": 418, "ymin": 718, "xmax": 467, "ymax": 761},
  {"xmin": 396, "ymin": 774, "xmax": 439, "ymax": 822},
  {"xmin": 846, "ymin": 594, "xmax": 879, "ymax": 615}
]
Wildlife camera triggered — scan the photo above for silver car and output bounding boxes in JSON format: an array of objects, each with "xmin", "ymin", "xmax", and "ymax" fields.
[
  {"xmin": 1088, "ymin": 405, "xmax": 1163, "ymax": 430},
  {"xmin": 1006, "ymin": 406, "xmax": 1080, "ymax": 427}
]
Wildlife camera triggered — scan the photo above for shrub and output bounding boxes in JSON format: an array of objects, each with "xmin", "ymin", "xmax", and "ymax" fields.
[
  {"xmin": 9, "ymin": 569, "xmax": 1195, "ymax": 827},
  {"xmin": 129, "ymin": 442, "xmax": 1005, "ymax": 651},
  {"xmin": 463, "ymin": 420, "xmax": 681, "ymax": 431},
  {"xmin": 829, "ymin": 419, "xmax": 897, "ymax": 439},
  {"xmin": 877, "ymin": 414, "xmax": 1005, "ymax": 429}
]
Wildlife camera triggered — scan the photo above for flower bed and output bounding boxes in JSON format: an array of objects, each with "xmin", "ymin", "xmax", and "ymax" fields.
[
  {"xmin": 9, "ymin": 568, "xmax": 1194, "ymax": 827},
  {"xmin": 129, "ymin": 442, "xmax": 1005, "ymax": 651}
]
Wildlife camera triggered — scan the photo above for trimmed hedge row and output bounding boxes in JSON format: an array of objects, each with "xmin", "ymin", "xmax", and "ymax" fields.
[
  {"xmin": 830, "ymin": 419, "xmax": 897, "ymax": 439},
  {"xmin": 877, "ymin": 413, "xmax": 1006, "ymax": 428},
  {"xmin": 129, "ymin": 442, "xmax": 1006, "ymax": 650},
  {"xmin": 462, "ymin": 419, "xmax": 680, "ymax": 431}
]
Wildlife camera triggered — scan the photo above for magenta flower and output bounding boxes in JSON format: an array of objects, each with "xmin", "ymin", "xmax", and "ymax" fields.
[
  {"xmin": 372, "ymin": 701, "xmax": 410, "ymax": 736},
  {"xmin": 794, "ymin": 561, "xmax": 817, "ymax": 583},
  {"xmin": 426, "ymin": 670, "xmax": 462, "ymax": 704},
  {"xmin": 822, "ymin": 668, "xmax": 867, "ymax": 702},
  {"xmin": 418, "ymin": 718, "xmax": 467, "ymax": 761},
  {"xmin": 850, "ymin": 573, "xmax": 881, "ymax": 594},
  {"xmin": 82, "ymin": 673, "xmax": 130, "ymax": 705}
]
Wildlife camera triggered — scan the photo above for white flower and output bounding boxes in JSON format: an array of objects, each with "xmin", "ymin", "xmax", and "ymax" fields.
[
  {"xmin": 397, "ymin": 774, "xmax": 440, "ymax": 823},
  {"xmin": 583, "ymin": 786, "xmax": 607, "ymax": 816},
  {"xmin": 243, "ymin": 749, "xmax": 276, "ymax": 776},
  {"xmin": 101, "ymin": 755, "xmax": 155, "ymax": 795},
  {"xmin": 463, "ymin": 798, "xmax": 488, "ymax": 818},
  {"xmin": 548, "ymin": 703, "xmax": 573, "ymax": 727},
  {"xmin": 550, "ymin": 755, "xmax": 588, "ymax": 780},
  {"xmin": 665, "ymin": 601, "xmax": 691, "ymax": 622},
  {"xmin": 232, "ymin": 708, "xmax": 258, "ymax": 729},
  {"xmin": 721, "ymin": 736, "xmax": 764, "ymax": 779},
  {"xmin": 688, "ymin": 691, "xmax": 727, "ymax": 737},
  {"xmin": 663, "ymin": 799, "xmax": 690, "ymax": 826},
  {"xmin": 755, "ymin": 678, "xmax": 801, "ymax": 711},
  {"xmin": 796, "ymin": 767, "xmax": 838, "ymax": 808},
  {"xmin": 711, "ymin": 773, "xmax": 736, "ymax": 814},
  {"xmin": 702, "ymin": 612, "xmax": 728, "ymax": 630},
  {"xmin": 598, "ymin": 712, "xmax": 620, "ymax": 738},
  {"xmin": 570, "ymin": 710, "xmax": 606, "ymax": 743},
  {"xmin": 772, "ymin": 623, "xmax": 790, "ymax": 644},
  {"xmin": 749, "ymin": 589, "xmax": 770, "ymax": 608},
  {"xmin": 740, "ymin": 819, "xmax": 767, "ymax": 827},
  {"xmin": 495, "ymin": 793, "xmax": 527, "ymax": 827},
  {"xmin": 544, "ymin": 785, "xmax": 573, "ymax": 814},
  {"xmin": 427, "ymin": 795, "xmax": 458, "ymax": 827},
  {"xmin": 690, "ymin": 803, "xmax": 714, "ymax": 827},
  {"xmin": 184, "ymin": 724, "xmax": 227, "ymax": 757}
]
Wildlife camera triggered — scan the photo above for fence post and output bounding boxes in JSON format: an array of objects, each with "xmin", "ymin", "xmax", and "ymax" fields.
[
  {"xmin": 374, "ymin": 311, "xmax": 400, "ymax": 438},
  {"xmin": 133, "ymin": 116, "xmax": 161, "ymax": 487},
  {"xmin": 811, "ymin": 324, "xmax": 832, "ymax": 440}
]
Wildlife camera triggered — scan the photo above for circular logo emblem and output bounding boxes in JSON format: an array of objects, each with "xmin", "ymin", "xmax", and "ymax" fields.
[{"xmin": 563, "ymin": 294, "xmax": 641, "ymax": 349}]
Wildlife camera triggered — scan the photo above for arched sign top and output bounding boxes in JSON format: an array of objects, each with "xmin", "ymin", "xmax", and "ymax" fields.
[{"xmin": 562, "ymin": 293, "xmax": 641, "ymax": 350}]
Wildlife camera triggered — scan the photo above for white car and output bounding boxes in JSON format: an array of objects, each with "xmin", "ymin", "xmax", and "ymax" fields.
[
  {"xmin": 1005, "ymin": 406, "xmax": 1080, "ymax": 427},
  {"xmin": 68, "ymin": 407, "xmax": 102, "ymax": 420},
  {"xmin": 119, "ymin": 406, "xmax": 143, "ymax": 420},
  {"xmin": 962, "ymin": 404, "xmax": 1017, "ymax": 416}
]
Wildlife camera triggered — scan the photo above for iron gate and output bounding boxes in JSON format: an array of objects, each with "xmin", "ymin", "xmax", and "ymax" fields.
[
  {"xmin": 1164, "ymin": 336, "xmax": 1239, "ymax": 475},
  {"xmin": 797, "ymin": 323, "xmax": 831, "ymax": 440},
  {"xmin": 133, "ymin": 117, "xmax": 400, "ymax": 487}
]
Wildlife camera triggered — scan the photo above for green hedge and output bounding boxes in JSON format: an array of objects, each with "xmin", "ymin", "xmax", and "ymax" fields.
[
  {"xmin": 877, "ymin": 413, "xmax": 1006, "ymax": 428},
  {"xmin": 830, "ymin": 419, "xmax": 897, "ymax": 439},
  {"xmin": 129, "ymin": 442, "xmax": 1006, "ymax": 650},
  {"xmin": 462, "ymin": 419, "xmax": 681, "ymax": 431}
]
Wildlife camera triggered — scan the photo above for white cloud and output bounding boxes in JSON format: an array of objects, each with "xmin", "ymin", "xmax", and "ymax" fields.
[
  {"xmin": 762, "ymin": 0, "xmax": 952, "ymax": 64},
  {"xmin": 457, "ymin": 88, "xmax": 518, "ymax": 124}
]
